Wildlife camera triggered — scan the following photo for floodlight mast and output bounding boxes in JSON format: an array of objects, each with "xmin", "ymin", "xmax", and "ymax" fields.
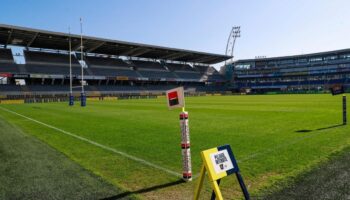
[
  {"xmin": 225, "ymin": 26, "xmax": 241, "ymax": 66},
  {"xmin": 225, "ymin": 26, "xmax": 241, "ymax": 85}
]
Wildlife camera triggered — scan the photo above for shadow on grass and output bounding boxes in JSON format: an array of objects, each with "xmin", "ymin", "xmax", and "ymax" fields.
[
  {"xmin": 295, "ymin": 124, "xmax": 344, "ymax": 133},
  {"xmin": 100, "ymin": 179, "xmax": 186, "ymax": 200},
  {"xmin": 295, "ymin": 129, "xmax": 313, "ymax": 133}
]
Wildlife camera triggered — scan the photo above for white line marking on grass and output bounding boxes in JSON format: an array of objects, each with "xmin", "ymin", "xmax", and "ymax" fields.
[{"xmin": 0, "ymin": 107, "xmax": 182, "ymax": 178}]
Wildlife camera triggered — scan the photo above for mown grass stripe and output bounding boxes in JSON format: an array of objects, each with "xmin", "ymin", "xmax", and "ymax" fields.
[{"xmin": 0, "ymin": 106, "xmax": 182, "ymax": 178}]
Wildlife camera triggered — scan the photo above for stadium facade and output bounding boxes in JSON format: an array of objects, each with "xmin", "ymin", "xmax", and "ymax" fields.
[
  {"xmin": 229, "ymin": 49, "xmax": 350, "ymax": 93},
  {"xmin": 0, "ymin": 24, "xmax": 230, "ymax": 100}
]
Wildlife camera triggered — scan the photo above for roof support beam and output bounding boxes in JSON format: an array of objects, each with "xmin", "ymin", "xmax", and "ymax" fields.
[
  {"xmin": 160, "ymin": 52, "xmax": 189, "ymax": 60},
  {"xmin": 5, "ymin": 29, "xmax": 13, "ymax": 47},
  {"xmin": 188, "ymin": 56, "xmax": 215, "ymax": 63},
  {"xmin": 73, "ymin": 43, "xmax": 82, "ymax": 51},
  {"xmin": 86, "ymin": 41, "xmax": 105, "ymax": 53},
  {"xmin": 26, "ymin": 32, "xmax": 39, "ymax": 48},
  {"xmin": 119, "ymin": 47, "xmax": 145, "ymax": 56},
  {"xmin": 130, "ymin": 48, "xmax": 152, "ymax": 57}
]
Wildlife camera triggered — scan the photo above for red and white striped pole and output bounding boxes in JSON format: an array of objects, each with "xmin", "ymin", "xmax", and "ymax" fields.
[
  {"xmin": 180, "ymin": 108, "xmax": 192, "ymax": 181},
  {"xmin": 166, "ymin": 87, "xmax": 191, "ymax": 182}
]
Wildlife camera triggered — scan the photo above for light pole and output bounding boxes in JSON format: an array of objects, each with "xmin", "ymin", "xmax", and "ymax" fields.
[{"xmin": 225, "ymin": 26, "xmax": 241, "ymax": 86}]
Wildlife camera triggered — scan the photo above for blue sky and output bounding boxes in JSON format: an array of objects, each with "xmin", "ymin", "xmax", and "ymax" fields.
[{"xmin": 1, "ymin": 0, "xmax": 350, "ymax": 62}]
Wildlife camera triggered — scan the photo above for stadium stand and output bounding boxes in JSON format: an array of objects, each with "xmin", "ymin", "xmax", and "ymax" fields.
[
  {"xmin": 88, "ymin": 67, "xmax": 139, "ymax": 77},
  {"xmin": 24, "ymin": 51, "xmax": 78, "ymax": 65},
  {"xmin": 24, "ymin": 51, "xmax": 84, "ymax": 75},
  {"xmin": 85, "ymin": 56, "xmax": 130, "ymax": 68},
  {"xmin": 175, "ymin": 72, "xmax": 202, "ymax": 80},
  {"xmin": 131, "ymin": 60, "xmax": 166, "ymax": 71},
  {"xmin": 0, "ymin": 24, "xmax": 230, "ymax": 99},
  {"xmin": 0, "ymin": 48, "xmax": 14, "ymax": 62},
  {"xmin": 0, "ymin": 48, "xmax": 20, "ymax": 73},
  {"xmin": 194, "ymin": 65, "xmax": 210, "ymax": 73},
  {"xmin": 85, "ymin": 56, "xmax": 140, "ymax": 77},
  {"xmin": 0, "ymin": 84, "xmax": 22, "ymax": 92},
  {"xmin": 229, "ymin": 49, "xmax": 350, "ymax": 93},
  {"xmin": 130, "ymin": 60, "xmax": 178, "ymax": 79},
  {"xmin": 165, "ymin": 63, "xmax": 196, "ymax": 72},
  {"xmin": 138, "ymin": 70, "xmax": 177, "ymax": 79}
]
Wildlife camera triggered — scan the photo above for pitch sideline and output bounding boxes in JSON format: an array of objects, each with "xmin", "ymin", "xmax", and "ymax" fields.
[{"xmin": 0, "ymin": 106, "xmax": 182, "ymax": 178}]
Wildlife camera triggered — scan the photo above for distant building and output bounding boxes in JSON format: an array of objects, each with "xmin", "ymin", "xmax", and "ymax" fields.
[{"xmin": 228, "ymin": 49, "xmax": 350, "ymax": 93}]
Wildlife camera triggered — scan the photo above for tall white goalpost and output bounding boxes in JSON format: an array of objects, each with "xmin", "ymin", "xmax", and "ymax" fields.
[
  {"xmin": 68, "ymin": 26, "xmax": 74, "ymax": 106},
  {"xmin": 80, "ymin": 18, "xmax": 86, "ymax": 107}
]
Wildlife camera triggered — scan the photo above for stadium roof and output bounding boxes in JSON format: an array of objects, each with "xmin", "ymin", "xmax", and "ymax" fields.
[
  {"xmin": 0, "ymin": 24, "xmax": 231, "ymax": 64},
  {"xmin": 233, "ymin": 48, "xmax": 350, "ymax": 63}
]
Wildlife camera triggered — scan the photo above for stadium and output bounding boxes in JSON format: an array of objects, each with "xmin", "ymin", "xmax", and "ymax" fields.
[
  {"xmin": 230, "ymin": 49, "xmax": 350, "ymax": 93},
  {"xmin": 1, "ymin": 2, "xmax": 350, "ymax": 200},
  {"xmin": 0, "ymin": 24, "xmax": 229, "ymax": 101},
  {"xmin": 2, "ymin": 24, "xmax": 350, "ymax": 100}
]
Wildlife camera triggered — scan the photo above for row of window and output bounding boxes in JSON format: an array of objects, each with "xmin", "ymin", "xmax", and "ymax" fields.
[
  {"xmin": 235, "ymin": 53, "xmax": 350, "ymax": 69},
  {"xmin": 236, "ymin": 73, "xmax": 350, "ymax": 83},
  {"xmin": 235, "ymin": 64, "xmax": 350, "ymax": 76}
]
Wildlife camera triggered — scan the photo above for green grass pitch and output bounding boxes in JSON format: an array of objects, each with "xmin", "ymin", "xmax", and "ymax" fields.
[{"xmin": 1, "ymin": 94, "xmax": 349, "ymax": 199}]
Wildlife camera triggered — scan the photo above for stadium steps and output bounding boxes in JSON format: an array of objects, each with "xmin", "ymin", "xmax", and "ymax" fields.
[
  {"xmin": 83, "ymin": 60, "xmax": 94, "ymax": 76},
  {"xmin": 85, "ymin": 68, "xmax": 94, "ymax": 76},
  {"xmin": 134, "ymin": 70, "xmax": 143, "ymax": 77},
  {"xmin": 172, "ymin": 72, "xmax": 180, "ymax": 78},
  {"xmin": 89, "ymin": 85, "xmax": 100, "ymax": 95},
  {"xmin": 20, "ymin": 85, "xmax": 32, "ymax": 96},
  {"xmin": 18, "ymin": 64, "xmax": 28, "ymax": 74}
]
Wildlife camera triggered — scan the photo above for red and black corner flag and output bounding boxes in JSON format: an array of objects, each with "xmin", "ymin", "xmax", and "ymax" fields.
[{"xmin": 166, "ymin": 87, "xmax": 185, "ymax": 109}]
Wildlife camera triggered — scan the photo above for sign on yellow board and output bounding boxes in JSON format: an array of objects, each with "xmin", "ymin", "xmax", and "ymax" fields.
[
  {"xmin": 116, "ymin": 76, "xmax": 129, "ymax": 80},
  {"xmin": 0, "ymin": 99, "xmax": 25, "ymax": 104},
  {"xmin": 194, "ymin": 145, "xmax": 250, "ymax": 200},
  {"xmin": 201, "ymin": 145, "xmax": 238, "ymax": 182}
]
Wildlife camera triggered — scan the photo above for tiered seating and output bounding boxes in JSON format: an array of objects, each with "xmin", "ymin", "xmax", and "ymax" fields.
[
  {"xmin": 0, "ymin": 49, "xmax": 19, "ymax": 73},
  {"xmin": 0, "ymin": 63, "xmax": 19, "ymax": 73},
  {"xmin": 165, "ymin": 62, "xmax": 202, "ymax": 80},
  {"xmin": 86, "ymin": 56, "xmax": 130, "ymax": 68},
  {"xmin": 0, "ymin": 49, "xmax": 14, "ymax": 62},
  {"xmin": 131, "ymin": 60, "xmax": 176, "ymax": 79},
  {"xmin": 132, "ymin": 60, "xmax": 166, "ymax": 71},
  {"xmin": 207, "ymin": 74, "xmax": 225, "ymax": 81},
  {"xmin": 143, "ymin": 85, "xmax": 182, "ymax": 91},
  {"xmin": 0, "ymin": 49, "xmax": 227, "ymax": 95},
  {"xmin": 26, "ymin": 85, "xmax": 69, "ymax": 92},
  {"xmin": 88, "ymin": 67, "xmax": 139, "ymax": 77},
  {"xmin": 25, "ymin": 51, "xmax": 79, "ymax": 65},
  {"xmin": 86, "ymin": 56, "xmax": 139, "ymax": 77},
  {"xmin": 95, "ymin": 85, "xmax": 144, "ymax": 91},
  {"xmin": 0, "ymin": 84, "xmax": 22, "ymax": 92},
  {"xmin": 25, "ymin": 64, "xmax": 82, "ymax": 75},
  {"xmin": 194, "ymin": 65, "xmax": 210, "ymax": 73},
  {"xmin": 138, "ymin": 70, "xmax": 176, "ymax": 79},
  {"xmin": 24, "ymin": 51, "xmax": 84, "ymax": 75},
  {"xmin": 194, "ymin": 85, "xmax": 226, "ymax": 92},
  {"xmin": 207, "ymin": 68, "xmax": 225, "ymax": 81},
  {"xmin": 165, "ymin": 63, "xmax": 196, "ymax": 72},
  {"xmin": 175, "ymin": 72, "xmax": 202, "ymax": 80}
]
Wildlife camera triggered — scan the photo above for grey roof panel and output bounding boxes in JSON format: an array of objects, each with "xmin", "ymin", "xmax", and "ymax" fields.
[{"xmin": 0, "ymin": 24, "xmax": 231, "ymax": 64}]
